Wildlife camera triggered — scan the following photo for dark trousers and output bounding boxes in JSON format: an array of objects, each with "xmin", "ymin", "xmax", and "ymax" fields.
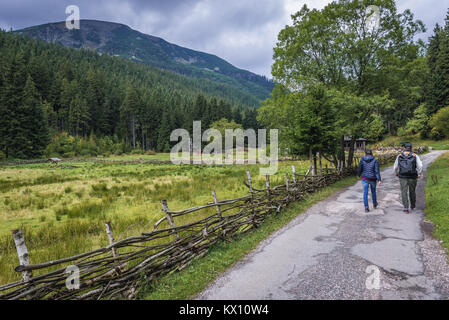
[{"xmin": 399, "ymin": 178, "xmax": 417, "ymax": 209}]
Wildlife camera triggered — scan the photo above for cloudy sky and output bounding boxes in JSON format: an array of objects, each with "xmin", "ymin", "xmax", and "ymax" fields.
[{"xmin": 0, "ymin": 0, "xmax": 447, "ymax": 78}]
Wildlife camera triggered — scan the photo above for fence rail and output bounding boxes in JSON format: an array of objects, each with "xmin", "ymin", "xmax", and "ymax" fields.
[{"xmin": 0, "ymin": 152, "xmax": 408, "ymax": 300}]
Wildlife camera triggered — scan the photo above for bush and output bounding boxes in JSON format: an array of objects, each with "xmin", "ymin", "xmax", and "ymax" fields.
[
  {"xmin": 397, "ymin": 127, "xmax": 408, "ymax": 137},
  {"xmin": 44, "ymin": 132, "xmax": 130, "ymax": 158},
  {"xmin": 144, "ymin": 149, "xmax": 157, "ymax": 155},
  {"xmin": 429, "ymin": 106, "xmax": 449, "ymax": 139},
  {"xmin": 131, "ymin": 148, "xmax": 143, "ymax": 155}
]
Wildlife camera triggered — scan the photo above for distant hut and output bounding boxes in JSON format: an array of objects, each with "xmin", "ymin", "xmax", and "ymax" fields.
[
  {"xmin": 48, "ymin": 157, "xmax": 62, "ymax": 164},
  {"xmin": 344, "ymin": 137, "xmax": 367, "ymax": 151}
]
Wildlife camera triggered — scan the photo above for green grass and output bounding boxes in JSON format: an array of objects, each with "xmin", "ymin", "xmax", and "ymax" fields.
[
  {"xmin": 140, "ymin": 175, "xmax": 358, "ymax": 300},
  {"xmin": 425, "ymin": 152, "xmax": 449, "ymax": 254},
  {"xmin": 0, "ymin": 157, "xmax": 318, "ymax": 285},
  {"xmin": 372, "ymin": 135, "xmax": 449, "ymax": 151}
]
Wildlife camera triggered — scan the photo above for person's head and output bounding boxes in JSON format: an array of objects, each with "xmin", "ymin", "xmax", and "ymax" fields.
[
  {"xmin": 404, "ymin": 143, "xmax": 412, "ymax": 152},
  {"xmin": 365, "ymin": 149, "xmax": 373, "ymax": 156}
]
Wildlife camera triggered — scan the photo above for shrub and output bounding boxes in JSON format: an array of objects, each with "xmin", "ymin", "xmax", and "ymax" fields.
[
  {"xmin": 44, "ymin": 132, "xmax": 130, "ymax": 158},
  {"xmin": 429, "ymin": 106, "xmax": 449, "ymax": 139},
  {"xmin": 144, "ymin": 149, "xmax": 157, "ymax": 155}
]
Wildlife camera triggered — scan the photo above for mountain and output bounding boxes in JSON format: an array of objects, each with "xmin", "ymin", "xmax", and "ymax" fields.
[{"xmin": 15, "ymin": 20, "xmax": 273, "ymax": 105}]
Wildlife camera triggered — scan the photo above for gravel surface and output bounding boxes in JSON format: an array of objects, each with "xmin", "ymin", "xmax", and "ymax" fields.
[{"xmin": 197, "ymin": 151, "xmax": 449, "ymax": 300}]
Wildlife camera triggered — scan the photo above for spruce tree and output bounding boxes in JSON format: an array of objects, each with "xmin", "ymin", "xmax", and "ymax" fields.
[
  {"xmin": 0, "ymin": 51, "xmax": 27, "ymax": 158},
  {"xmin": 436, "ymin": 23, "xmax": 449, "ymax": 109},
  {"xmin": 157, "ymin": 111, "xmax": 172, "ymax": 152},
  {"xmin": 232, "ymin": 106, "xmax": 243, "ymax": 124},
  {"xmin": 427, "ymin": 10, "xmax": 449, "ymax": 114},
  {"xmin": 22, "ymin": 75, "xmax": 49, "ymax": 157}
]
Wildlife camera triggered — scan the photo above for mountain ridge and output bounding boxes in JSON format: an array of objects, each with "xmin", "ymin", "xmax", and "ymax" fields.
[{"xmin": 16, "ymin": 19, "xmax": 273, "ymax": 104}]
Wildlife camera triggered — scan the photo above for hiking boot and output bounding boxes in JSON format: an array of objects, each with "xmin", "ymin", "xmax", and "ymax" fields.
[
  {"xmin": 411, "ymin": 205, "xmax": 416, "ymax": 210},
  {"xmin": 403, "ymin": 209, "xmax": 409, "ymax": 214},
  {"xmin": 365, "ymin": 207, "xmax": 370, "ymax": 213},
  {"xmin": 374, "ymin": 203, "xmax": 378, "ymax": 209}
]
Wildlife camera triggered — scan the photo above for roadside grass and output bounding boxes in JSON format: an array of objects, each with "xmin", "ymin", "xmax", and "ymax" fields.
[
  {"xmin": 425, "ymin": 152, "xmax": 449, "ymax": 254},
  {"xmin": 0, "ymin": 159, "xmax": 319, "ymax": 285},
  {"xmin": 372, "ymin": 135, "xmax": 449, "ymax": 151},
  {"xmin": 140, "ymin": 175, "xmax": 358, "ymax": 300}
]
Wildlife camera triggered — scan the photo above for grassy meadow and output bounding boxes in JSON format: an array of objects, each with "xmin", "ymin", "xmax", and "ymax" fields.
[
  {"xmin": 425, "ymin": 151, "xmax": 449, "ymax": 254},
  {"xmin": 0, "ymin": 153, "xmax": 313, "ymax": 285},
  {"xmin": 371, "ymin": 135, "xmax": 449, "ymax": 151}
]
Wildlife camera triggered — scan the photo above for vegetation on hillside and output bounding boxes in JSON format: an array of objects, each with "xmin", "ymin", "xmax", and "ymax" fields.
[
  {"xmin": 0, "ymin": 30, "xmax": 260, "ymax": 159},
  {"xmin": 259, "ymin": 1, "xmax": 449, "ymax": 171},
  {"xmin": 17, "ymin": 20, "xmax": 274, "ymax": 102}
]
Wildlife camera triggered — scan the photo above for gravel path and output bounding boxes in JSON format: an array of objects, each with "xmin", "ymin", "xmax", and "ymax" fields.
[{"xmin": 197, "ymin": 151, "xmax": 449, "ymax": 300}]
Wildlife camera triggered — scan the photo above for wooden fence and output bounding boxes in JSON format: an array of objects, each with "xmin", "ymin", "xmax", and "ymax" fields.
[{"xmin": 0, "ymin": 152, "xmax": 404, "ymax": 300}]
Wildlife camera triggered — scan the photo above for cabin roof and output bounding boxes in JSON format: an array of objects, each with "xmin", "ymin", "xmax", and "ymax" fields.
[{"xmin": 344, "ymin": 136, "xmax": 367, "ymax": 141}]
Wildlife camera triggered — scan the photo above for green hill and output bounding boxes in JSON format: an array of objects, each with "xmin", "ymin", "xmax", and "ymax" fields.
[{"xmin": 16, "ymin": 20, "xmax": 274, "ymax": 105}]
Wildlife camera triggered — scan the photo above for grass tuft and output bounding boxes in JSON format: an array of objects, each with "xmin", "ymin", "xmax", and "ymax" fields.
[{"xmin": 425, "ymin": 152, "xmax": 449, "ymax": 254}]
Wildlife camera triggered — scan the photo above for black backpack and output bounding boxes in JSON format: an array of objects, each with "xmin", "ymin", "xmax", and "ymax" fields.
[{"xmin": 398, "ymin": 152, "xmax": 417, "ymax": 178}]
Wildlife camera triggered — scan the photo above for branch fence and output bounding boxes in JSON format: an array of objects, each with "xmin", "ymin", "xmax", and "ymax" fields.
[{"xmin": 0, "ymin": 151, "xmax": 415, "ymax": 300}]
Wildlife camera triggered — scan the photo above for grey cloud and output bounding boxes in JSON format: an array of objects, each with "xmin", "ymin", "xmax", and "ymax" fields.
[{"xmin": 1, "ymin": 0, "xmax": 448, "ymax": 77}]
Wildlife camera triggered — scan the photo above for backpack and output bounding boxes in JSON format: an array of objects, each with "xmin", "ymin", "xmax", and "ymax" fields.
[{"xmin": 398, "ymin": 152, "xmax": 417, "ymax": 178}]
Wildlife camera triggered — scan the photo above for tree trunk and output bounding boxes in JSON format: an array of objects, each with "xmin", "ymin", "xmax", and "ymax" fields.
[
  {"xmin": 318, "ymin": 151, "xmax": 322, "ymax": 176},
  {"xmin": 347, "ymin": 136, "xmax": 356, "ymax": 167},
  {"xmin": 141, "ymin": 128, "xmax": 145, "ymax": 152},
  {"xmin": 340, "ymin": 136, "xmax": 346, "ymax": 168},
  {"xmin": 131, "ymin": 115, "xmax": 136, "ymax": 149},
  {"xmin": 309, "ymin": 147, "xmax": 314, "ymax": 175}
]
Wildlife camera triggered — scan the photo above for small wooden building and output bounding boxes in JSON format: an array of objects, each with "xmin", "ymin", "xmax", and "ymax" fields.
[{"xmin": 344, "ymin": 137, "xmax": 367, "ymax": 151}]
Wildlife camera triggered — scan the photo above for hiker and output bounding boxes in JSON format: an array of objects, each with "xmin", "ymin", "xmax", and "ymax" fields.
[
  {"xmin": 394, "ymin": 143, "xmax": 423, "ymax": 214},
  {"xmin": 357, "ymin": 149, "xmax": 382, "ymax": 212}
]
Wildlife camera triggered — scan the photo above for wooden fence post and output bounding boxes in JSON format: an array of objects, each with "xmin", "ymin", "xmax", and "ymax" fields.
[
  {"xmin": 246, "ymin": 171, "xmax": 257, "ymax": 227},
  {"xmin": 12, "ymin": 229, "xmax": 32, "ymax": 282},
  {"xmin": 211, "ymin": 190, "xmax": 223, "ymax": 220},
  {"xmin": 246, "ymin": 170, "xmax": 253, "ymax": 195},
  {"xmin": 161, "ymin": 200, "xmax": 179, "ymax": 240},
  {"xmin": 105, "ymin": 222, "xmax": 120, "ymax": 272},
  {"xmin": 291, "ymin": 165, "xmax": 297, "ymax": 184},
  {"xmin": 265, "ymin": 174, "xmax": 271, "ymax": 202}
]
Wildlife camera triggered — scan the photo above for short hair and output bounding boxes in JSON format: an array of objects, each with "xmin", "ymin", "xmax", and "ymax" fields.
[
  {"xmin": 404, "ymin": 143, "xmax": 412, "ymax": 151},
  {"xmin": 365, "ymin": 149, "xmax": 373, "ymax": 155}
]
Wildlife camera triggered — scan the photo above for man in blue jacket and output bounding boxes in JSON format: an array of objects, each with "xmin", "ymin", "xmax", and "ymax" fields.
[{"xmin": 357, "ymin": 149, "xmax": 382, "ymax": 212}]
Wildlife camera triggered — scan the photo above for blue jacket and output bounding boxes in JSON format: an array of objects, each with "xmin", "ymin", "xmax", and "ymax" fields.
[{"xmin": 357, "ymin": 155, "xmax": 381, "ymax": 181}]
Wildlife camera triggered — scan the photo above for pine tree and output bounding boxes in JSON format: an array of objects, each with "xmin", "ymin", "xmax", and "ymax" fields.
[
  {"xmin": 427, "ymin": 10, "xmax": 449, "ymax": 114},
  {"xmin": 69, "ymin": 94, "xmax": 90, "ymax": 137},
  {"xmin": 22, "ymin": 75, "xmax": 49, "ymax": 157},
  {"xmin": 242, "ymin": 107, "xmax": 259, "ymax": 130},
  {"xmin": 436, "ymin": 26, "xmax": 449, "ymax": 109},
  {"xmin": 120, "ymin": 85, "xmax": 140, "ymax": 149},
  {"xmin": 85, "ymin": 69, "xmax": 106, "ymax": 134},
  {"xmin": 157, "ymin": 111, "xmax": 172, "ymax": 152},
  {"xmin": 0, "ymin": 51, "xmax": 27, "ymax": 158},
  {"xmin": 232, "ymin": 106, "xmax": 243, "ymax": 124},
  {"xmin": 59, "ymin": 78, "xmax": 72, "ymax": 131}
]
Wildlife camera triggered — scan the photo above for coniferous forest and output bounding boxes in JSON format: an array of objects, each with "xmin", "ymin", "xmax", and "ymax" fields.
[
  {"xmin": 1, "ymin": 5, "xmax": 449, "ymax": 160},
  {"xmin": 0, "ymin": 31, "xmax": 260, "ymax": 159}
]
